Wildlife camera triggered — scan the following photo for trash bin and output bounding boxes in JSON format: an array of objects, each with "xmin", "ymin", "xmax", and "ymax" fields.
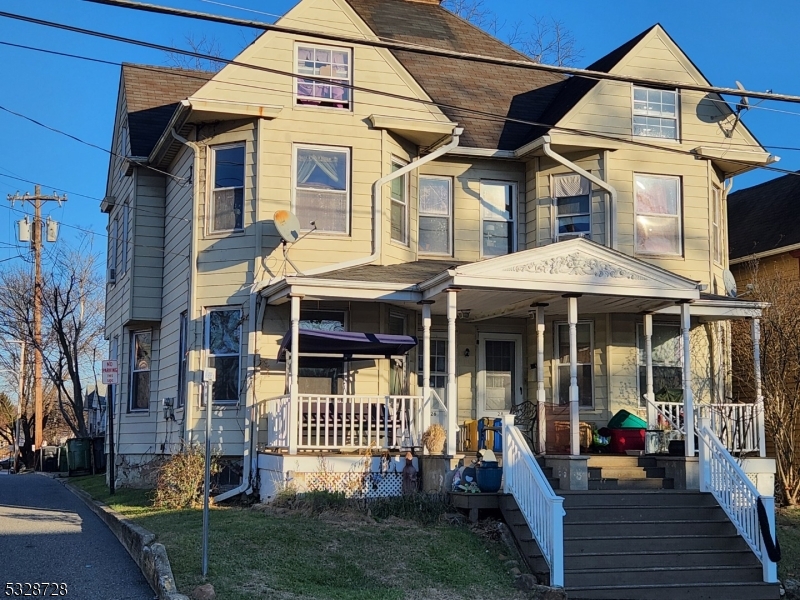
[{"xmin": 66, "ymin": 438, "xmax": 92, "ymax": 475}]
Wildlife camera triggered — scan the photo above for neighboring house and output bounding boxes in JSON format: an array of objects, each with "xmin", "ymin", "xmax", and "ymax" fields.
[
  {"xmin": 84, "ymin": 386, "xmax": 108, "ymax": 437},
  {"xmin": 101, "ymin": 1, "xmax": 780, "ymax": 596}
]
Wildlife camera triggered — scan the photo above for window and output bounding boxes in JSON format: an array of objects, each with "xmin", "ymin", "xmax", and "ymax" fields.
[
  {"xmin": 206, "ymin": 309, "xmax": 241, "ymax": 404},
  {"xmin": 298, "ymin": 310, "xmax": 346, "ymax": 395},
  {"xmin": 634, "ymin": 174, "xmax": 682, "ymax": 256},
  {"xmin": 122, "ymin": 201, "xmax": 129, "ymax": 274},
  {"xmin": 390, "ymin": 160, "xmax": 408, "ymax": 245},
  {"xmin": 296, "ymin": 44, "xmax": 351, "ymax": 109},
  {"xmin": 177, "ymin": 311, "xmax": 188, "ymax": 409},
  {"xmin": 480, "ymin": 181, "xmax": 515, "ymax": 256},
  {"xmin": 554, "ymin": 322, "xmax": 593, "ymax": 408},
  {"xmin": 552, "ymin": 174, "xmax": 591, "ymax": 241},
  {"xmin": 712, "ymin": 187, "xmax": 723, "ymax": 264},
  {"xmin": 417, "ymin": 338, "xmax": 447, "ymax": 400},
  {"xmin": 637, "ymin": 323, "xmax": 682, "ymax": 407},
  {"xmin": 210, "ymin": 144, "xmax": 245, "ymax": 233},
  {"xmin": 294, "ymin": 145, "xmax": 350, "ymax": 233},
  {"xmin": 130, "ymin": 331, "xmax": 151, "ymax": 411},
  {"xmin": 110, "ymin": 218, "xmax": 119, "ymax": 280},
  {"xmin": 419, "ymin": 176, "xmax": 452, "ymax": 255},
  {"xmin": 633, "ymin": 86, "xmax": 678, "ymax": 140}
]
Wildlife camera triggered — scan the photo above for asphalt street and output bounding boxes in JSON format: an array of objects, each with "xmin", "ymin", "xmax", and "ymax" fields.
[{"xmin": 0, "ymin": 472, "xmax": 155, "ymax": 599}]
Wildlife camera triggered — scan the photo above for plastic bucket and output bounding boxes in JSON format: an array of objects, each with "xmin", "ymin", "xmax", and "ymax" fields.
[{"xmin": 475, "ymin": 464, "xmax": 503, "ymax": 493}]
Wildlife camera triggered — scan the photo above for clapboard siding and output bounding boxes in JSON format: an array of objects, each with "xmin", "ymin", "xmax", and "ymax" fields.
[{"xmin": 131, "ymin": 170, "xmax": 165, "ymax": 321}]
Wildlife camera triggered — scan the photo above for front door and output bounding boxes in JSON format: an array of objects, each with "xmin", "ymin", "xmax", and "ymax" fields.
[{"xmin": 478, "ymin": 333, "xmax": 523, "ymax": 419}]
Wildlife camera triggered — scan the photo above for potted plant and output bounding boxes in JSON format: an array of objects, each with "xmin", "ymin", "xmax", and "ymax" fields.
[{"xmin": 421, "ymin": 424, "xmax": 446, "ymax": 455}]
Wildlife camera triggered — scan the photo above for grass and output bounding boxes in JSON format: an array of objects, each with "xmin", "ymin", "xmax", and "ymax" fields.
[
  {"xmin": 777, "ymin": 507, "xmax": 800, "ymax": 581},
  {"xmin": 69, "ymin": 476, "xmax": 527, "ymax": 600}
]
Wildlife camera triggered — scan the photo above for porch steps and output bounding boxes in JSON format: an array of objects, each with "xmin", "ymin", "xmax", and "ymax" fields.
[
  {"xmin": 501, "ymin": 489, "xmax": 780, "ymax": 600},
  {"xmin": 587, "ymin": 454, "xmax": 674, "ymax": 490}
]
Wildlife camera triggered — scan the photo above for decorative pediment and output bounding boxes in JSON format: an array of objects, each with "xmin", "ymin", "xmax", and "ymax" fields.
[{"xmin": 504, "ymin": 252, "xmax": 647, "ymax": 281}]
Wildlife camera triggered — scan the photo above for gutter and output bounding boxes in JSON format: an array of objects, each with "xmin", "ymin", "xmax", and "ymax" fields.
[
  {"xmin": 301, "ymin": 126, "xmax": 464, "ymax": 277},
  {"xmin": 729, "ymin": 241, "xmax": 800, "ymax": 265},
  {"xmin": 541, "ymin": 136, "xmax": 619, "ymax": 250}
]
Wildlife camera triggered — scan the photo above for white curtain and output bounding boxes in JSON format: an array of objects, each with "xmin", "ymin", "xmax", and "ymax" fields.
[{"xmin": 552, "ymin": 173, "xmax": 590, "ymax": 198}]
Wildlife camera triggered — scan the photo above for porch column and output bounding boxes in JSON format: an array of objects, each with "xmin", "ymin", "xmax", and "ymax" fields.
[
  {"xmin": 421, "ymin": 301, "xmax": 433, "ymax": 445},
  {"xmin": 534, "ymin": 304, "xmax": 548, "ymax": 454},
  {"xmin": 644, "ymin": 313, "xmax": 656, "ymax": 428},
  {"xmin": 288, "ymin": 295, "xmax": 301, "ymax": 455},
  {"xmin": 681, "ymin": 302, "xmax": 695, "ymax": 456},
  {"xmin": 446, "ymin": 289, "xmax": 458, "ymax": 457},
  {"xmin": 567, "ymin": 295, "xmax": 580, "ymax": 456},
  {"xmin": 752, "ymin": 317, "xmax": 766, "ymax": 457}
]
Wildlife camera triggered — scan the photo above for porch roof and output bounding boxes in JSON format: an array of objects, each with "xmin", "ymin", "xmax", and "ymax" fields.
[{"xmin": 276, "ymin": 329, "xmax": 417, "ymax": 361}]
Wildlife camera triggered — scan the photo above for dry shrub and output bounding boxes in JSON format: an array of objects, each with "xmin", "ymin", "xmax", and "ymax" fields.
[
  {"xmin": 153, "ymin": 445, "xmax": 217, "ymax": 509},
  {"xmin": 421, "ymin": 424, "xmax": 446, "ymax": 453}
]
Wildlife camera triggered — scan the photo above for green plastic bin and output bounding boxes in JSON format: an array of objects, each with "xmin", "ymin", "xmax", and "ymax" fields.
[
  {"xmin": 607, "ymin": 409, "xmax": 647, "ymax": 430},
  {"xmin": 66, "ymin": 438, "xmax": 92, "ymax": 474}
]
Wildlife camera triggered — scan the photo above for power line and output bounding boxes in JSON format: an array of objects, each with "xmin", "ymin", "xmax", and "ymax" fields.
[{"xmin": 79, "ymin": 0, "xmax": 800, "ymax": 106}]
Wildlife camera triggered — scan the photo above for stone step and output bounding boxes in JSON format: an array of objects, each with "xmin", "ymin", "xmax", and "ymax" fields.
[
  {"xmin": 564, "ymin": 505, "xmax": 725, "ymax": 523},
  {"xmin": 547, "ymin": 477, "xmax": 560, "ymax": 490},
  {"xmin": 559, "ymin": 490, "xmax": 718, "ymax": 507},
  {"xmin": 564, "ymin": 518, "xmax": 736, "ymax": 537},
  {"xmin": 586, "ymin": 455, "xmax": 657, "ymax": 468},
  {"xmin": 564, "ymin": 533, "xmax": 751, "ymax": 554},
  {"xmin": 565, "ymin": 564, "xmax": 763, "ymax": 588},
  {"xmin": 566, "ymin": 582, "xmax": 780, "ymax": 600},
  {"xmin": 589, "ymin": 477, "xmax": 673, "ymax": 490},
  {"xmin": 564, "ymin": 549, "xmax": 760, "ymax": 570},
  {"xmin": 591, "ymin": 466, "xmax": 666, "ymax": 480}
]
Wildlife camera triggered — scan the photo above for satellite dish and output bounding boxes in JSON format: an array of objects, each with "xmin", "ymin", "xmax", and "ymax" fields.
[
  {"xmin": 274, "ymin": 210, "xmax": 301, "ymax": 244},
  {"xmin": 722, "ymin": 269, "xmax": 737, "ymax": 298},
  {"xmin": 735, "ymin": 81, "xmax": 750, "ymax": 113}
]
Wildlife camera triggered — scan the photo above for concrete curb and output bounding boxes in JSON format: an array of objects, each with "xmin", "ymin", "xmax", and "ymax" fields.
[{"xmin": 57, "ymin": 478, "xmax": 190, "ymax": 600}]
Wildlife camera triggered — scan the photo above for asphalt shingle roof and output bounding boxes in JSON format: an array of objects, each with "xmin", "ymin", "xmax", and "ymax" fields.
[
  {"xmin": 313, "ymin": 259, "xmax": 466, "ymax": 284},
  {"xmin": 121, "ymin": 64, "xmax": 214, "ymax": 157},
  {"xmin": 727, "ymin": 172, "xmax": 800, "ymax": 260}
]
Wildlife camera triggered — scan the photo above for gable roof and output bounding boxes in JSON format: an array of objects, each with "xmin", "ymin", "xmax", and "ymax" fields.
[
  {"xmin": 728, "ymin": 173, "xmax": 800, "ymax": 260},
  {"xmin": 343, "ymin": 0, "xmax": 566, "ymax": 150},
  {"xmin": 121, "ymin": 64, "xmax": 214, "ymax": 157}
]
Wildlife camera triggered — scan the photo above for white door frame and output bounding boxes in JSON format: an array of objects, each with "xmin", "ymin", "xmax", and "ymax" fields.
[{"xmin": 477, "ymin": 332, "xmax": 524, "ymax": 419}]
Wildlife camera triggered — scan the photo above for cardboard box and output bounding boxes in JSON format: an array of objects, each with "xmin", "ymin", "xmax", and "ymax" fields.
[{"xmin": 546, "ymin": 420, "xmax": 593, "ymax": 454}]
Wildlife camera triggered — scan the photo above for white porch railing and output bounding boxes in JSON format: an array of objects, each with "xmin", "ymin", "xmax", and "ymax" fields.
[
  {"xmin": 257, "ymin": 395, "xmax": 291, "ymax": 448},
  {"xmin": 652, "ymin": 400, "xmax": 764, "ymax": 455},
  {"xmin": 503, "ymin": 417, "xmax": 565, "ymax": 588},
  {"xmin": 698, "ymin": 424, "xmax": 778, "ymax": 583}
]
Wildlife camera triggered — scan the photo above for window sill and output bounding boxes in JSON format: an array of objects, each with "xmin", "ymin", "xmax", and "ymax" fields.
[
  {"xmin": 389, "ymin": 239, "xmax": 411, "ymax": 249},
  {"xmin": 293, "ymin": 103, "xmax": 354, "ymax": 115},
  {"xmin": 632, "ymin": 134, "xmax": 681, "ymax": 144},
  {"xmin": 418, "ymin": 252, "xmax": 454, "ymax": 259},
  {"xmin": 299, "ymin": 230, "xmax": 351, "ymax": 238},
  {"xmin": 205, "ymin": 229, "xmax": 246, "ymax": 239},
  {"xmin": 634, "ymin": 253, "xmax": 685, "ymax": 260},
  {"xmin": 126, "ymin": 410, "xmax": 149, "ymax": 415}
]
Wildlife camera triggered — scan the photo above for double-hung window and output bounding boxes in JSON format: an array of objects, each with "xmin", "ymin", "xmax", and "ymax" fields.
[
  {"xmin": 633, "ymin": 86, "xmax": 678, "ymax": 140},
  {"xmin": 122, "ymin": 200, "xmax": 129, "ymax": 274},
  {"xmin": 206, "ymin": 309, "xmax": 241, "ymax": 404},
  {"xmin": 634, "ymin": 174, "xmax": 682, "ymax": 256},
  {"xmin": 712, "ymin": 187, "xmax": 723, "ymax": 264},
  {"xmin": 480, "ymin": 180, "xmax": 515, "ymax": 256},
  {"xmin": 130, "ymin": 331, "xmax": 152, "ymax": 412},
  {"xmin": 419, "ymin": 176, "xmax": 452, "ymax": 255},
  {"xmin": 296, "ymin": 45, "xmax": 351, "ymax": 109},
  {"xmin": 417, "ymin": 338, "xmax": 447, "ymax": 403},
  {"xmin": 109, "ymin": 218, "xmax": 119, "ymax": 281},
  {"xmin": 294, "ymin": 145, "xmax": 350, "ymax": 233},
  {"xmin": 210, "ymin": 144, "xmax": 245, "ymax": 233},
  {"xmin": 637, "ymin": 323, "xmax": 682, "ymax": 407},
  {"xmin": 552, "ymin": 174, "xmax": 591, "ymax": 241},
  {"xmin": 554, "ymin": 322, "xmax": 593, "ymax": 408},
  {"xmin": 390, "ymin": 160, "xmax": 409, "ymax": 245}
]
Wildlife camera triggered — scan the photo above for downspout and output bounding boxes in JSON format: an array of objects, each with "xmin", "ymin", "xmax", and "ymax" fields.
[
  {"xmin": 170, "ymin": 128, "xmax": 201, "ymax": 448},
  {"xmin": 302, "ymin": 126, "xmax": 464, "ymax": 276},
  {"xmin": 541, "ymin": 136, "xmax": 619, "ymax": 250}
]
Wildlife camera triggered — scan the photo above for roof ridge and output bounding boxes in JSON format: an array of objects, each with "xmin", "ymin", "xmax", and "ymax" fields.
[
  {"xmin": 121, "ymin": 62, "xmax": 216, "ymax": 75},
  {"xmin": 728, "ymin": 171, "xmax": 800, "ymax": 199}
]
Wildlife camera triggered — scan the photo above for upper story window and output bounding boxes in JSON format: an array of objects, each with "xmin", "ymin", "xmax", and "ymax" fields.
[
  {"xmin": 130, "ymin": 330, "xmax": 151, "ymax": 412},
  {"xmin": 419, "ymin": 176, "xmax": 452, "ymax": 256},
  {"xmin": 712, "ymin": 187, "xmax": 723, "ymax": 265},
  {"xmin": 634, "ymin": 174, "xmax": 682, "ymax": 257},
  {"xmin": 296, "ymin": 45, "xmax": 351, "ymax": 110},
  {"xmin": 205, "ymin": 308, "xmax": 241, "ymax": 404},
  {"xmin": 480, "ymin": 181, "xmax": 516, "ymax": 257},
  {"xmin": 121, "ymin": 200, "xmax": 129, "ymax": 275},
  {"xmin": 390, "ymin": 160, "xmax": 409, "ymax": 245},
  {"xmin": 552, "ymin": 174, "xmax": 591, "ymax": 242},
  {"xmin": 209, "ymin": 144, "xmax": 245, "ymax": 234},
  {"xmin": 633, "ymin": 86, "xmax": 678, "ymax": 140},
  {"xmin": 109, "ymin": 217, "xmax": 119, "ymax": 282},
  {"xmin": 294, "ymin": 145, "xmax": 350, "ymax": 233}
]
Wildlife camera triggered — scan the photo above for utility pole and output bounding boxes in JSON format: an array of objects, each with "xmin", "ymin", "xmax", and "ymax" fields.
[{"xmin": 7, "ymin": 185, "xmax": 66, "ymax": 455}]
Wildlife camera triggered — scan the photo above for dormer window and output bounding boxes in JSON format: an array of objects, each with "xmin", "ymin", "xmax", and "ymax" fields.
[
  {"xmin": 633, "ymin": 86, "xmax": 678, "ymax": 140},
  {"xmin": 296, "ymin": 44, "xmax": 351, "ymax": 109}
]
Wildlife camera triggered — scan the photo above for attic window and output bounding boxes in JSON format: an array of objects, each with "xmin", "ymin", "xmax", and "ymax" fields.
[
  {"xmin": 296, "ymin": 44, "xmax": 351, "ymax": 109},
  {"xmin": 633, "ymin": 87, "xmax": 678, "ymax": 140}
]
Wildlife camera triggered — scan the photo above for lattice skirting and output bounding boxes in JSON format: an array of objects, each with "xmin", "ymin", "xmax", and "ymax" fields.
[{"xmin": 296, "ymin": 470, "xmax": 406, "ymax": 498}]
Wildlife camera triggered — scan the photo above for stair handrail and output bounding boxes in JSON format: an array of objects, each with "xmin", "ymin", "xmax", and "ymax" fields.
[
  {"xmin": 647, "ymin": 398, "xmax": 684, "ymax": 432},
  {"xmin": 502, "ymin": 415, "xmax": 565, "ymax": 588},
  {"xmin": 697, "ymin": 422, "xmax": 778, "ymax": 584}
]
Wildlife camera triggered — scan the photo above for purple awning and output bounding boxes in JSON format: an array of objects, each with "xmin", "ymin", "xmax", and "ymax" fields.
[{"xmin": 277, "ymin": 329, "xmax": 418, "ymax": 361}]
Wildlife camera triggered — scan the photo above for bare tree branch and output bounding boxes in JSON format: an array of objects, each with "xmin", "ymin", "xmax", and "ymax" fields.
[{"xmin": 165, "ymin": 33, "xmax": 227, "ymax": 71}]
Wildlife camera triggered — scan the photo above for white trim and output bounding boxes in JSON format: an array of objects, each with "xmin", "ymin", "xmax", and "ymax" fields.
[
  {"xmin": 477, "ymin": 332, "xmax": 523, "ymax": 418},
  {"xmin": 207, "ymin": 142, "xmax": 246, "ymax": 235},
  {"xmin": 418, "ymin": 174, "xmax": 453, "ymax": 257},
  {"xmin": 479, "ymin": 180, "xmax": 517, "ymax": 258},
  {"xmin": 390, "ymin": 156, "xmax": 410, "ymax": 246},
  {"xmin": 634, "ymin": 173, "xmax": 683, "ymax": 258},
  {"xmin": 631, "ymin": 85, "xmax": 680, "ymax": 141},
  {"xmin": 729, "ymin": 241, "xmax": 800, "ymax": 265},
  {"xmin": 203, "ymin": 307, "xmax": 243, "ymax": 405},
  {"xmin": 292, "ymin": 143, "xmax": 352, "ymax": 235},
  {"xmin": 294, "ymin": 42, "xmax": 353, "ymax": 112},
  {"xmin": 553, "ymin": 320, "xmax": 594, "ymax": 409}
]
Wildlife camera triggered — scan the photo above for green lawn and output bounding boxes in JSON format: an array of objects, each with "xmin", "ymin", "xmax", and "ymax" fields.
[
  {"xmin": 777, "ymin": 508, "xmax": 800, "ymax": 581},
  {"xmin": 69, "ymin": 476, "xmax": 527, "ymax": 600}
]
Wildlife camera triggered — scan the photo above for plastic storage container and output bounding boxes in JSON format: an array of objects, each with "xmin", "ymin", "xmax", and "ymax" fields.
[
  {"xmin": 475, "ymin": 462, "xmax": 503, "ymax": 493},
  {"xmin": 609, "ymin": 428, "xmax": 645, "ymax": 454}
]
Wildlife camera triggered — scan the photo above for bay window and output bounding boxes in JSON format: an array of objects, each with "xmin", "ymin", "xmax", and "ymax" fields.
[
  {"xmin": 390, "ymin": 160, "xmax": 409, "ymax": 245},
  {"xmin": 419, "ymin": 176, "xmax": 452, "ymax": 255},
  {"xmin": 209, "ymin": 144, "xmax": 245, "ymax": 233},
  {"xmin": 634, "ymin": 174, "xmax": 682, "ymax": 256},
  {"xmin": 294, "ymin": 145, "xmax": 350, "ymax": 233},
  {"xmin": 552, "ymin": 173, "xmax": 591, "ymax": 241},
  {"xmin": 480, "ymin": 180, "xmax": 515, "ymax": 256}
]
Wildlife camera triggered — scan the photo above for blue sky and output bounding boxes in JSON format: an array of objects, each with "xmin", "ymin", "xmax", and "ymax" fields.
[{"xmin": 0, "ymin": 0, "xmax": 798, "ymax": 263}]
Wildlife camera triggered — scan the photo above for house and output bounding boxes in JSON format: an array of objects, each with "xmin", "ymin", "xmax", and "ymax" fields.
[
  {"xmin": 84, "ymin": 386, "xmax": 107, "ymax": 437},
  {"xmin": 101, "ymin": 0, "xmax": 780, "ymax": 596}
]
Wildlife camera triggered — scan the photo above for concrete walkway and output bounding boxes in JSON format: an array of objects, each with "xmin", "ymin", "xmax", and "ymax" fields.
[{"xmin": 0, "ymin": 472, "xmax": 155, "ymax": 599}]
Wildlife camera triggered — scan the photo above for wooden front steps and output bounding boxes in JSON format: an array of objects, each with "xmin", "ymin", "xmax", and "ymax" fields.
[
  {"xmin": 499, "ymin": 489, "xmax": 780, "ymax": 600},
  {"xmin": 587, "ymin": 454, "xmax": 673, "ymax": 490}
]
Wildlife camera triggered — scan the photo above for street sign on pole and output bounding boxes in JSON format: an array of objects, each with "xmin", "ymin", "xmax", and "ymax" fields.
[{"xmin": 102, "ymin": 360, "xmax": 119, "ymax": 385}]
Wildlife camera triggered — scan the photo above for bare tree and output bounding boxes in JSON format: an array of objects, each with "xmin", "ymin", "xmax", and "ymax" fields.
[
  {"xmin": 0, "ymin": 243, "xmax": 105, "ymax": 443},
  {"xmin": 0, "ymin": 393, "xmax": 14, "ymax": 446},
  {"xmin": 731, "ymin": 259, "xmax": 800, "ymax": 505},
  {"xmin": 165, "ymin": 33, "xmax": 227, "ymax": 71},
  {"xmin": 443, "ymin": 0, "xmax": 583, "ymax": 66}
]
